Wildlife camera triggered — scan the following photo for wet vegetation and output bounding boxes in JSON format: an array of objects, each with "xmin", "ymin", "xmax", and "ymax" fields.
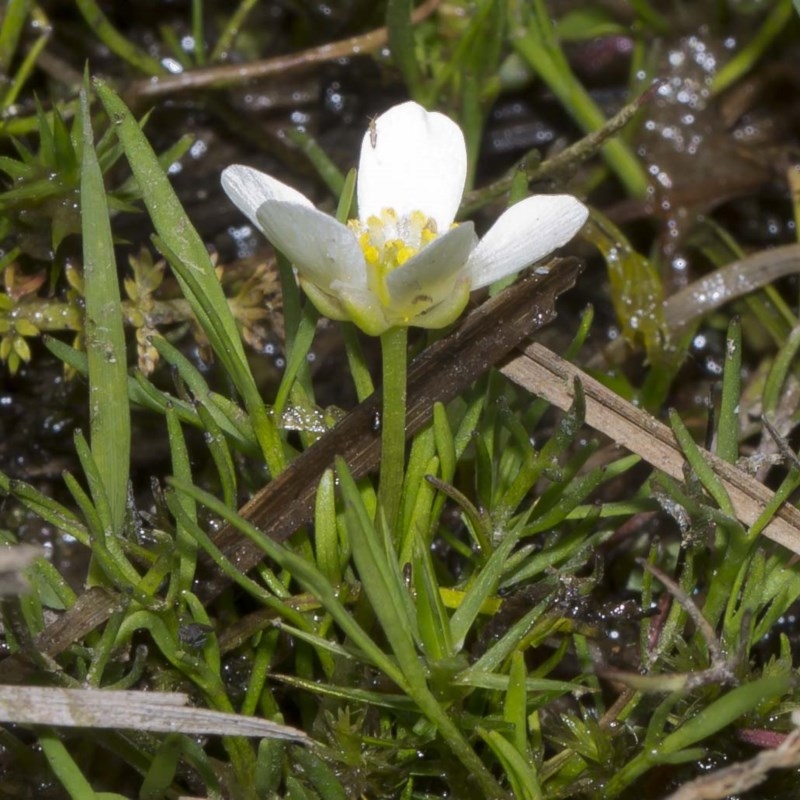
[{"xmin": 3, "ymin": 0, "xmax": 800, "ymax": 798}]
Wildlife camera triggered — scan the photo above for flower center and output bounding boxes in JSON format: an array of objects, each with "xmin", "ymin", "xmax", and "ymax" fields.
[{"xmin": 349, "ymin": 208, "xmax": 439, "ymax": 305}]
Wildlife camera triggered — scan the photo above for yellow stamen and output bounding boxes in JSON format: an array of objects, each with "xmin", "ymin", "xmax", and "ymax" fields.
[{"xmin": 350, "ymin": 207, "xmax": 449, "ymax": 314}]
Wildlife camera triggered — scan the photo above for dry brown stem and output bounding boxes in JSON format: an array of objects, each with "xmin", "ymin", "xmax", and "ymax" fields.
[{"xmin": 501, "ymin": 343, "xmax": 800, "ymax": 555}]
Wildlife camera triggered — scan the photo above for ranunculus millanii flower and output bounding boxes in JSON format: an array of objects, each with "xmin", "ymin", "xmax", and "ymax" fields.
[{"xmin": 222, "ymin": 101, "xmax": 588, "ymax": 336}]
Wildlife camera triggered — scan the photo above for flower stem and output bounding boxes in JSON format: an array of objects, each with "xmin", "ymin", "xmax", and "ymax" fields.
[{"xmin": 378, "ymin": 326, "xmax": 408, "ymax": 537}]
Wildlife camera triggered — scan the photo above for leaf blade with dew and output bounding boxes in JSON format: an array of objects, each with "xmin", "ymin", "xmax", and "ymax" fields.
[
  {"xmin": 93, "ymin": 78, "xmax": 284, "ymax": 475},
  {"xmin": 582, "ymin": 210, "xmax": 668, "ymax": 369},
  {"xmin": 80, "ymin": 81, "xmax": 130, "ymax": 536},
  {"xmin": 272, "ymin": 301, "xmax": 318, "ymax": 419},
  {"xmin": 398, "ymin": 424, "xmax": 436, "ymax": 561},
  {"xmin": 291, "ymin": 746, "xmax": 348, "ymax": 800}
]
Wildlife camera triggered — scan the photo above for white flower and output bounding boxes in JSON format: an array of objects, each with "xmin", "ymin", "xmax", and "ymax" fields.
[{"xmin": 221, "ymin": 101, "xmax": 588, "ymax": 336}]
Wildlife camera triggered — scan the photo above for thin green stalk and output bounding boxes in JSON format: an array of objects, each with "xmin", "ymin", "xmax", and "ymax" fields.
[
  {"xmin": 0, "ymin": 0, "xmax": 30, "ymax": 75},
  {"xmin": 386, "ymin": 0, "xmax": 421, "ymax": 99},
  {"xmin": 712, "ymin": 0, "xmax": 793, "ymax": 95},
  {"xmin": 211, "ymin": 0, "xmax": 259, "ymax": 62},
  {"xmin": 0, "ymin": 20, "xmax": 48, "ymax": 111},
  {"xmin": 342, "ymin": 324, "xmax": 374, "ymax": 402},
  {"xmin": 629, "ymin": 0, "xmax": 670, "ymax": 33},
  {"xmin": 76, "ymin": 0, "xmax": 165, "ymax": 76},
  {"xmin": 378, "ymin": 326, "xmax": 408, "ymax": 536},
  {"xmin": 191, "ymin": 0, "xmax": 205, "ymax": 65}
]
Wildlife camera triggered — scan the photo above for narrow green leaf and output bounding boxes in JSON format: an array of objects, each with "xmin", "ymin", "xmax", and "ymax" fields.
[
  {"xmin": 314, "ymin": 470, "xmax": 341, "ymax": 585},
  {"xmin": 39, "ymin": 730, "xmax": 98, "ymax": 799},
  {"xmin": 665, "ymin": 676, "xmax": 790, "ymax": 755},
  {"xmin": 747, "ymin": 466, "xmax": 800, "ymax": 542},
  {"xmin": 0, "ymin": 0, "xmax": 30, "ymax": 76},
  {"xmin": 433, "ymin": 403, "xmax": 456, "ymax": 484},
  {"xmin": 399, "ymin": 425, "xmax": 435, "ymax": 558},
  {"xmin": 763, "ymin": 321, "xmax": 800, "ymax": 416},
  {"xmin": 273, "ymin": 302, "xmax": 318, "ymax": 418},
  {"xmin": 35, "ymin": 97, "xmax": 55, "ymax": 168},
  {"xmin": 140, "ymin": 734, "xmax": 182, "ymax": 800},
  {"xmin": 255, "ymin": 738, "xmax": 285, "ymax": 797},
  {"xmin": 336, "ymin": 458, "xmax": 421, "ymax": 670},
  {"xmin": 285, "ymin": 128, "xmax": 345, "ymax": 197},
  {"xmin": 478, "ymin": 727, "xmax": 542, "ymax": 800},
  {"xmin": 463, "ymin": 592, "xmax": 553, "ymax": 678},
  {"xmin": 0, "ymin": 472, "xmax": 89, "ymax": 546},
  {"xmin": 386, "ymin": 0, "xmax": 420, "ymax": 98},
  {"xmin": 81, "ymin": 82, "xmax": 130, "ymax": 535},
  {"xmin": 165, "ymin": 405, "xmax": 197, "ymax": 601},
  {"xmin": 149, "ymin": 337, "xmax": 257, "ymax": 449},
  {"xmin": 27, "ymin": 558, "xmax": 77, "ymax": 610},
  {"xmin": 412, "ymin": 527, "xmax": 453, "ymax": 660},
  {"xmin": 291, "ymin": 746, "xmax": 348, "ymax": 800},
  {"xmin": 513, "ymin": 0, "xmax": 647, "ymax": 198},
  {"xmin": 195, "ymin": 402, "xmax": 237, "ymax": 510},
  {"xmin": 609, "ymin": 676, "xmax": 790, "ymax": 794},
  {"xmin": 716, "ymin": 317, "xmax": 741, "ymax": 463},
  {"xmin": 71, "ymin": 429, "xmax": 113, "ymax": 536},
  {"xmin": 93, "ymin": 78, "xmax": 284, "ymax": 475},
  {"xmin": 167, "ymin": 476, "xmax": 408, "ymax": 689},
  {"xmin": 449, "ymin": 531, "xmax": 518, "ymax": 649},
  {"xmin": 76, "ymin": 0, "xmax": 165, "ymax": 75},
  {"xmin": 456, "ymin": 671, "xmax": 577, "ymax": 695},
  {"xmin": 669, "ymin": 409, "xmax": 735, "ymax": 517}
]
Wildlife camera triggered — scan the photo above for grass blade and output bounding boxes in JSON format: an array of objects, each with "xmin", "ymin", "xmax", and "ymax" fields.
[
  {"xmin": 80, "ymin": 82, "xmax": 130, "ymax": 534},
  {"xmin": 93, "ymin": 78, "xmax": 284, "ymax": 475}
]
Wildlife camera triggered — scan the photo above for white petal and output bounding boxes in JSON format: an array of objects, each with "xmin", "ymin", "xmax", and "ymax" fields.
[
  {"xmin": 221, "ymin": 165, "xmax": 313, "ymax": 231},
  {"xmin": 385, "ymin": 222, "xmax": 477, "ymax": 307},
  {"xmin": 357, "ymin": 102, "xmax": 467, "ymax": 232},
  {"xmin": 256, "ymin": 201, "xmax": 366, "ymax": 290},
  {"xmin": 466, "ymin": 195, "xmax": 588, "ymax": 290}
]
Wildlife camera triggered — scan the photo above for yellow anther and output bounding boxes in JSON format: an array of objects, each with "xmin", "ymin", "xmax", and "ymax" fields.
[
  {"xmin": 396, "ymin": 246, "xmax": 414, "ymax": 266},
  {"xmin": 351, "ymin": 207, "xmax": 440, "ymax": 308}
]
